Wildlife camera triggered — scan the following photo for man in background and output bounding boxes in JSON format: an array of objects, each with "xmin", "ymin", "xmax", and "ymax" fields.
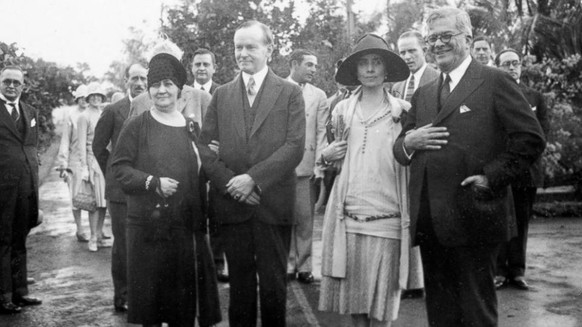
[
  {"xmin": 472, "ymin": 35, "xmax": 494, "ymax": 66},
  {"xmin": 494, "ymin": 48, "xmax": 549, "ymax": 291},
  {"xmin": 93, "ymin": 62, "xmax": 148, "ymax": 312},
  {"xmin": 286, "ymin": 49, "xmax": 327, "ymax": 284},
  {"xmin": 0, "ymin": 66, "xmax": 42, "ymax": 314},
  {"xmin": 192, "ymin": 48, "xmax": 221, "ymax": 94},
  {"xmin": 391, "ymin": 29, "xmax": 440, "ymax": 299}
]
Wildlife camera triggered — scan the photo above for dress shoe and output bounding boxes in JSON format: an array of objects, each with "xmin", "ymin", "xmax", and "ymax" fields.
[
  {"xmin": 88, "ymin": 238, "xmax": 98, "ymax": 252},
  {"xmin": 494, "ymin": 276, "xmax": 508, "ymax": 289},
  {"xmin": 100, "ymin": 233, "xmax": 112, "ymax": 240},
  {"xmin": 114, "ymin": 300, "xmax": 128, "ymax": 312},
  {"xmin": 297, "ymin": 272, "xmax": 314, "ymax": 284},
  {"xmin": 286, "ymin": 272, "xmax": 297, "ymax": 281},
  {"xmin": 216, "ymin": 270, "xmax": 229, "ymax": 283},
  {"xmin": 97, "ymin": 238, "xmax": 113, "ymax": 248},
  {"xmin": 0, "ymin": 301, "xmax": 22, "ymax": 314},
  {"xmin": 27, "ymin": 277, "xmax": 36, "ymax": 285},
  {"xmin": 76, "ymin": 232, "xmax": 90, "ymax": 243},
  {"xmin": 13, "ymin": 296, "xmax": 42, "ymax": 307},
  {"xmin": 401, "ymin": 289, "xmax": 424, "ymax": 299},
  {"xmin": 510, "ymin": 277, "xmax": 530, "ymax": 290}
]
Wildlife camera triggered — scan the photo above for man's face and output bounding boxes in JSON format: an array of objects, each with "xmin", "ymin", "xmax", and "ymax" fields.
[
  {"xmin": 291, "ymin": 55, "xmax": 318, "ymax": 84},
  {"xmin": 234, "ymin": 25, "xmax": 273, "ymax": 75},
  {"xmin": 0, "ymin": 69, "xmax": 24, "ymax": 101},
  {"xmin": 398, "ymin": 36, "xmax": 426, "ymax": 74},
  {"xmin": 192, "ymin": 53, "xmax": 216, "ymax": 85},
  {"xmin": 427, "ymin": 18, "xmax": 471, "ymax": 73},
  {"xmin": 497, "ymin": 51, "xmax": 522, "ymax": 81},
  {"xmin": 472, "ymin": 40, "xmax": 492, "ymax": 65},
  {"xmin": 125, "ymin": 64, "xmax": 147, "ymax": 98}
]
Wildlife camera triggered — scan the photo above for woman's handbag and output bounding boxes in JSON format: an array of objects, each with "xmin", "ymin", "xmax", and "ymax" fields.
[{"xmin": 72, "ymin": 180, "xmax": 97, "ymax": 212}]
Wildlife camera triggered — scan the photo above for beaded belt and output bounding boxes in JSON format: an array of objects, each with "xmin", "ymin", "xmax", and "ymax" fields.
[{"xmin": 344, "ymin": 211, "xmax": 400, "ymax": 223}]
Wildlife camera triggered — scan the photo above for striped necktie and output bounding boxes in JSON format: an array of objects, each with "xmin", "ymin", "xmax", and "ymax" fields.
[
  {"xmin": 7, "ymin": 103, "xmax": 19, "ymax": 122},
  {"xmin": 405, "ymin": 74, "xmax": 415, "ymax": 102}
]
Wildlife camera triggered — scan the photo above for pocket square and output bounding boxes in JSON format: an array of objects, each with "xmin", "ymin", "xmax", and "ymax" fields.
[
  {"xmin": 30, "ymin": 118, "xmax": 36, "ymax": 127},
  {"xmin": 460, "ymin": 105, "xmax": 471, "ymax": 114},
  {"xmin": 531, "ymin": 106, "xmax": 537, "ymax": 111}
]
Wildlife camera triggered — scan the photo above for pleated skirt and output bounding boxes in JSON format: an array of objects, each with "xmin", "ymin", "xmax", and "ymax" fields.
[{"xmin": 319, "ymin": 233, "xmax": 402, "ymax": 322}]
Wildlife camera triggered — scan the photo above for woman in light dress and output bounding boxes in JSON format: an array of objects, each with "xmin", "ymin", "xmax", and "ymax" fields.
[
  {"xmin": 318, "ymin": 34, "xmax": 412, "ymax": 327},
  {"xmin": 77, "ymin": 82, "xmax": 110, "ymax": 252}
]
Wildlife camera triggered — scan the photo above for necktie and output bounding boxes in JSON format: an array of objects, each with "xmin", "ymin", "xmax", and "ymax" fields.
[
  {"xmin": 438, "ymin": 74, "xmax": 451, "ymax": 111},
  {"xmin": 247, "ymin": 77, "xmax": 256, "ymax": 95},
  {"xmin": 200, "ymin": 86, "xmax": 205, "ymax": 92},
  {"xmin": 7, "ymin": 103, "xmax": 19, "ymax": 122},
  {"xmin": 405, "ymin": 74, "xmax": 415, "ymax": 102}
]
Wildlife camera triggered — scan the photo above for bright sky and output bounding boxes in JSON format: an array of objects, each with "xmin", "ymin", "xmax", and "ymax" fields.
[{"xmin": 0, "ymin": 0, "xmax": 384, "ymax": 77}]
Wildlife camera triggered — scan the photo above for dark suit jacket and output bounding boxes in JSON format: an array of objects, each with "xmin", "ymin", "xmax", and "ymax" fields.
[
  {"xmin": 93, "ymin": 96, "xmax": 131, "ymax": 203},
  {"xmin": 517, "ymin": 83, "xmax": 550, "ymax": 188},
  {"xmin": 208, "ymin": 81, "xmax": 220, "ymax": 95},
  {"xmin": 0, "ymin": 100, "xmax": 39, "ymax": 228},
  {"xmin": 394, "ymin": 60, "xmax": 545, "ymax": 247},
  {"xmin": 198, "ymin": 69, "xmax": 305, "ymax": 226}
]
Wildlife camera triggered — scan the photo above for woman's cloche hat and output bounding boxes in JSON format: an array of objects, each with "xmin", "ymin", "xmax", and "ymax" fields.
[
  {"xmin": 147, "ymin": 53, "xmax": 188, "ymax": 90},
  {"xmin": 335, "ymin": 34, "xmax": 409, "ymax": 86},
  {"xmin": 85, "ymin": 82, "xmax": 107, "ymax": 101}
]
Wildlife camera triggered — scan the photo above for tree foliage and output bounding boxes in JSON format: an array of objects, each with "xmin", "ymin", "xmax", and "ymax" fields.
[{"xmin": 0, "ymin": 41, "xmax": 87, "ymax": 152}]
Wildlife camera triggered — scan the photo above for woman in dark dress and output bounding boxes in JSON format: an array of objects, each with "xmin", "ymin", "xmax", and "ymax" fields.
[{"xmin": 111, "ymin": 53, "xmax": 220, "ymax": 327}]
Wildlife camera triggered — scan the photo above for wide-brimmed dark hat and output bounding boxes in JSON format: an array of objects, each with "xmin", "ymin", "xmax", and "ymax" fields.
[
  {"xmin": 336, "ymin": 34, "xmax": 409, "ymax": 86},
  {"xmin": 147, "ymin": 53, "xmax": 188, "ymax": 90}
]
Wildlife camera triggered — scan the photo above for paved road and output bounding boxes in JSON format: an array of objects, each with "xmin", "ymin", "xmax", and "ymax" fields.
[{"xmin": 1, "ymin": 144, "xmax": 581, "ymax": 326}]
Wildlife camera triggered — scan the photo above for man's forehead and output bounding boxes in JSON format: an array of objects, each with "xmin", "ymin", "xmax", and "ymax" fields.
[
  {"xmin": 473, "ymin": 40, "xmax": 491, "ymax": 50},
  {"xmin": 193, "ymin": 54, "xmax": 213, "ymax": 62},
  {"xmin": 398, "ymin": 37, "xmax": 421, "ymax": 50},
  {"xmin": 1, "ymin": 69, "xmax": 24, "ymax": 81},
  {"xmin": 128, "ymin": 64, "xmax": 147, "ymax": 77},
  {"xmin": 499, "ymin": 52, "xmax": 519, "ymax": 62}
]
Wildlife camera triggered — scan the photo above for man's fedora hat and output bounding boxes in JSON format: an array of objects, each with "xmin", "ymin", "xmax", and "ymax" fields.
[{"xmin": 336, "ymin": 34, "xmax": 409, "ymax": 86}]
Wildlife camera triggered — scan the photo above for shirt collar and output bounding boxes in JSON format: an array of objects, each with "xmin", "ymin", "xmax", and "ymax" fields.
[
  {"xmin": 242, "ymin": 66, "xmax": 269, "ymax": 91},
  {"xmin": 409, "ymin": 63, "xmax": 428, "ymax": 90},
  {"xmin": 0, "ymin": 93, "xmax": 19, "ymax": 108},
  {"xmin": 194, "ymin": 80, "xmax": 213, "ymax": 92},
  {"xmin": 446, "ymin": 55, "xmax": 472, "ymax": 92},
  {"xmin": 286, "ymin": 76, "xmax": 307, "ymax": 89}
]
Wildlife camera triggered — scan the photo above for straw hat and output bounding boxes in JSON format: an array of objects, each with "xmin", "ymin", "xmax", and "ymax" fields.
[
  {"xmin": 335, "ymin": 34, "xmax": 409, "ymax": 86},
  {"xmin": 85, "ymin": 82, "xmax": 106, "ymax": 101},
  {"xmin": 73, "ymin": 84, "xmax": 88, "ymax": 101}
]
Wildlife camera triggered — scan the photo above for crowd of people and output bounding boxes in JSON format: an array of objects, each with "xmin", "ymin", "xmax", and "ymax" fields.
[{"xmin": 0, "ymin": 6, "xmax": 549, "ymax": 327}]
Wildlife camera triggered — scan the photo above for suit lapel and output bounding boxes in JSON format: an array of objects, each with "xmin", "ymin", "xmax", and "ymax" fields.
[
  {"xmin": 433, "ymin": 61, "xmax": 483, "ymax": 125},
  {"xmin": 119, "ymin": 97, "xmax": 130, "ymax": 120},
  {"xmin": 20, "ymin": 102, "xmax": 32, "ymax": 141},
  {"xmin": 0, "ymin": 101, "xmax": 23, "ymax": 140},
  {"xmin": 250, "ymin": 70, "xmax": 282, "ymax": 138},
  {"xmin": 230, "ymin": 75, "xmax": 247, "ymax": 139}
]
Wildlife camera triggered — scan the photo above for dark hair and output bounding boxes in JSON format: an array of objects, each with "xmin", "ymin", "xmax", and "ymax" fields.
[
  {"xmin": 288, "ymin": 49, "xmax": 316, "ymax": 67},
  {"xmin": 472, "ymin": 35, "xmax": 492, "ymax": 48},
  {"xmin": 398, "ymin": 30, "xmax": 426, "ymax": 48},
  {"xmin": 192, "ymin": 48, "xmax": 217, "ymax": 66},
  {"xmin": 494, "ymin": 48, "xmax": 522, "ymax": 66},
  {"xmin": 236, "ymin": 20, "xmax": 274, "ymax": 46}
]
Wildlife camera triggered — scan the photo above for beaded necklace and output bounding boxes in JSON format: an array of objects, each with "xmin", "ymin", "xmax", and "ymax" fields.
[{"xmin": 355, "ymin": 94, "xmax": 392, "ymax": 155}]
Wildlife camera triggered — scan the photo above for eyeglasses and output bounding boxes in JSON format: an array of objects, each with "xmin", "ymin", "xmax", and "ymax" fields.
[
  {"xmin": 500, "ymin": 60, "xmax": 521, "ymax": 68},
  {"xmin": 426, "ymin": 32, "xmax": 464, "ymax": 46},
  {"xmin": 1, "ymin": 79, "xmax": 23, "ymax": 87}
]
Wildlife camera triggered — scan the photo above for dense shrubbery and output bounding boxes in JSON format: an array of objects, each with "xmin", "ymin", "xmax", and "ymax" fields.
[
  {"xmin": 522, "ymin": 54, "xmax": 582, "ymax": 194},
  {"xmin": 0, "ymin": 41, "xmax": 86, "ymax": 152}
]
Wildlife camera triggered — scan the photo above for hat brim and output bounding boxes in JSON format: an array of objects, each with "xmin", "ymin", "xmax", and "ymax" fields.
[{"xmin": 335, "ymin": 48, "xmax": 410, "ymax": 86}]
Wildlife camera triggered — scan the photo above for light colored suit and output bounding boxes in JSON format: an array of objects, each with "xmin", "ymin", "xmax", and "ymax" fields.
[
  {"xmin": 129, "ymin": 84, "xmax": 211, "ymax": 127},
  {"xmin": 389, "ymin": 64, "xmax": 439, "ymax": 291},
  {"xmin": 391, "ymin": 65, "xmax": 440, "ymax": 101},
  {"xmin": 286, "ymin": 77, "xmax": 328, "ymax": 274}
]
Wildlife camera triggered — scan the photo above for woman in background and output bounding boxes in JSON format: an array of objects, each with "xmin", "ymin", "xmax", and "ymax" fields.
[
  {"xmin": 77, "ymin": 82, "xmax": 111, "ymax": 252},
  {"xmin": 318, "ymin": 34, "xmax": 411, "ymax": 327}
]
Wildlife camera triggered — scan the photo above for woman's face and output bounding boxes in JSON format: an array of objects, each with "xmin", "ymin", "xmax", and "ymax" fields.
[
  {"xmin": 356, "ymin": 53, "xmax": 386, "ymax": 88},
  {"xmin": 149, "ymin": 79, "xmax": 179, "ymax": 112},
  {"xmin": 87, "ymin": 94, "xmax": 103, "ymax": 107}
]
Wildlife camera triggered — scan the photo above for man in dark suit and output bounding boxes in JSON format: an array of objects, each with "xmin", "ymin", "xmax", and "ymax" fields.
[
  {"xmin": 93, "ymin": 62, "xmax": 147, "ymax": 312},
  {"xmin": 198, "ymin": 20, "xmax": 305, "ymax": 327},
  {"xmin": 494, "ymin": 49, "xmax": 550, "ymax": 290},
  {"xmin": 472, "ymin": 35, "xmax": 495, "ymax": 66},
  {"xmin": 391, "ymin": 30, "xmax": 440, "ymax": 299},
  {"xmin": 192, "ymin": 48, "xmax": 221, "ymax": 95},
  {"xmin": 0, "ymin": 66, "xmax": 42, "ymax": 314},
  {"xmin": 393, "ymin": 8, "xmax": 545, "ymax": 327}
]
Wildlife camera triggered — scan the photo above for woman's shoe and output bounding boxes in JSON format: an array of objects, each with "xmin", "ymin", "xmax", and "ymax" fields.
[
  {"xmin": 88, "ymin": 238, "xmax": 98, "ymax": 252},
  {"xmin": 97, "ymin": 238, "xmax": 113, "ymax": 248},
  {"xmin": 76, "ymin": 232, "xmax": 90, "ymax": 243},
  {"xmin": 494, "ymin": 276, "xmax": 508, "ymax": 289}
]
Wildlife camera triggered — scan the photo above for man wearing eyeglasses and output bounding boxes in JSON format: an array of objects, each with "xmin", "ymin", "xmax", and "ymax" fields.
[
  {"xmin": 0, "ymin": 66, "xmax": 42, "ymax": 314},
  {"xmin": 493, "ymin": 48, "xmax": 549, "ymax": 291},
  {"xmin": 393, "ymin": 8, "xmax": 545, "ymax": 327}
]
